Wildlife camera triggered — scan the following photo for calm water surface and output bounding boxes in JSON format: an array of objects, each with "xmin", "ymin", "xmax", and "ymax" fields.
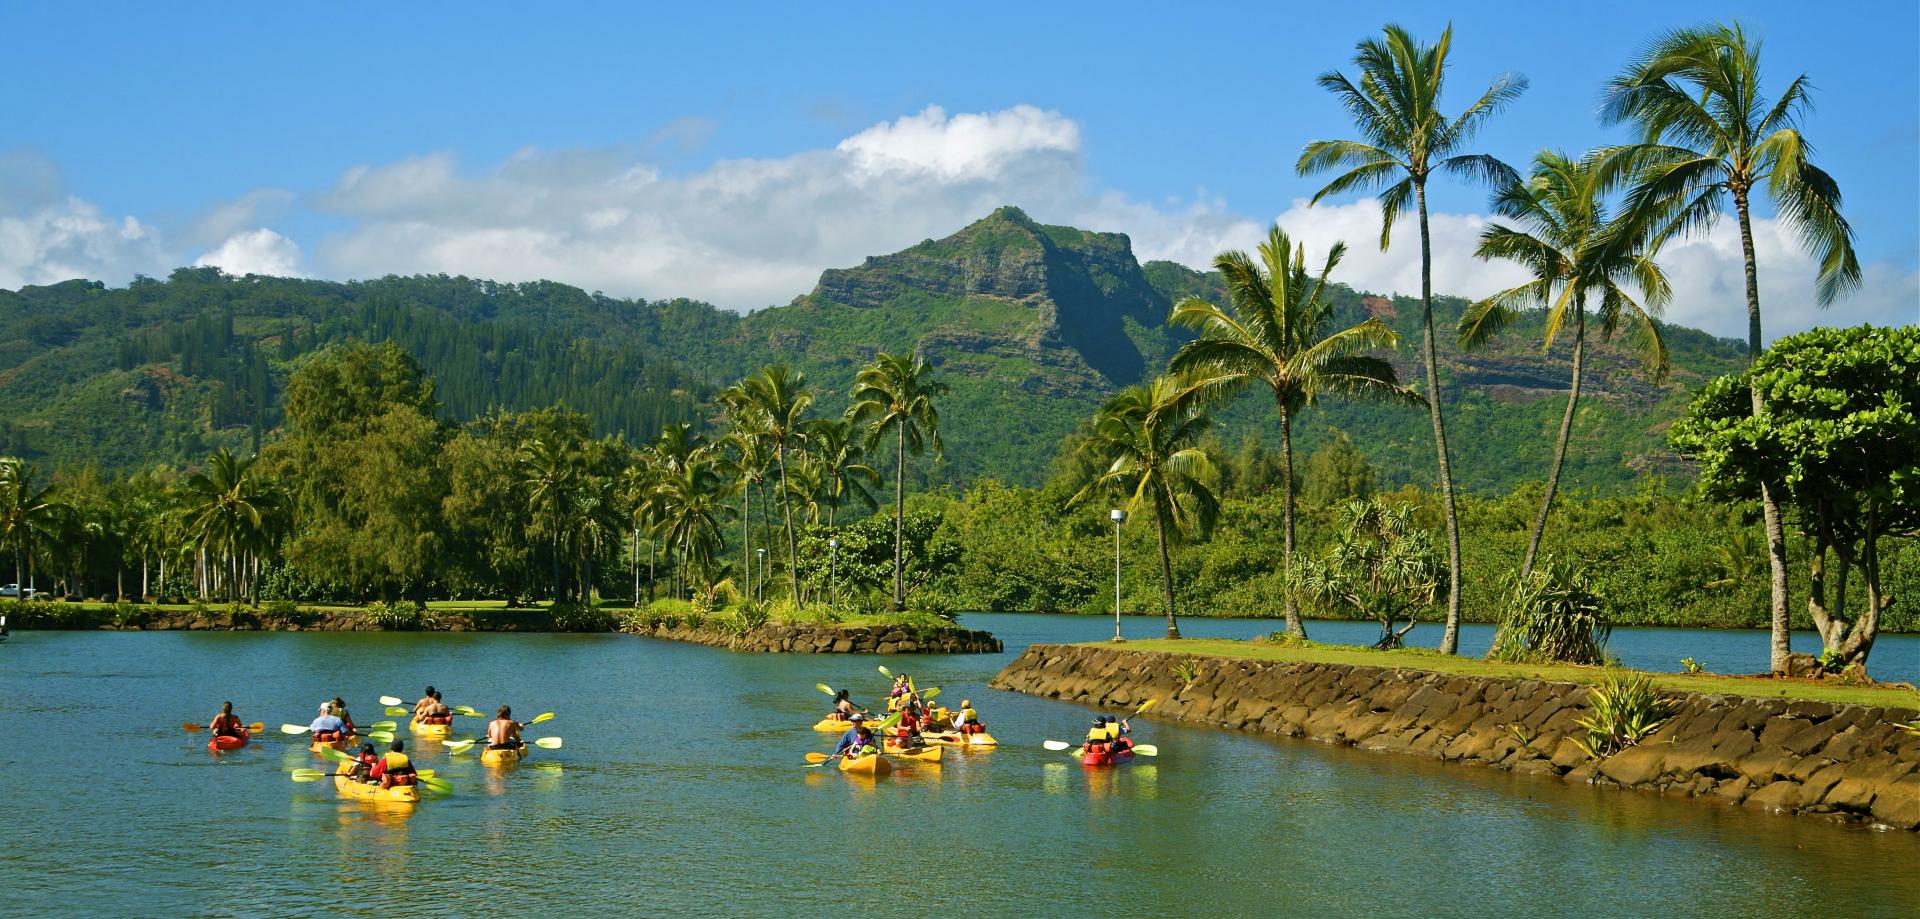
[{"xmin": 1, "ymin": 615, "xmax": 1914, "ymax": 918}]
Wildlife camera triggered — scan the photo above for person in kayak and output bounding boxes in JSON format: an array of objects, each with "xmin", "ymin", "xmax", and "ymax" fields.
[
  {"xmin": 953, "ymin": 699, "xmax": 987, "ymax": 735},
  {"xmin": 887, "ymin": 674, "xmax": 911, "ymax": 711},
  {"xmin": 830, "ymin": 690, "xmax": 865, "ymax": 722},
  {"xmin": 413, "ymin": 687, "xmax": 451, "ymax": 725},
  {"xmin": 369, "ymin": 739, "xmax": 417, "ymax": 788},
  {"xmin": 209, "ymin": 702, "xmax": 246, "ymax": 739},
  {"xmin": 310, "ymin": 704, "xmax": 348, "ymax": 743},
  {"xmin": 330, "ymin": 696, "xmax": 357, "ymax": 736},
  {"xmin": 833, "ymin": 715, "xmax": 872, "ymax": 757},
  {"xmin": 486, "ymin": 706, "xmax": 524, "ymax": 750},
  {"xmin": 349, "ymin": 743, "xmax": 379, "ymax": 783}
]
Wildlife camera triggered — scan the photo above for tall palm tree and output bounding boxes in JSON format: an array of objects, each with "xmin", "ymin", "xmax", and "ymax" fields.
[
  {"xmin": 520, "ymin": 437, "xmax": 584, "ymax": 602},
  {"xmin": 803, "ymin": 417, "xmax": 881, "ymax": 527},
  {"xmin": 181, "ymin": 450, "xmax": 283, "ymax": 603},
  {"xmin": 1298, "ymin": 23, "xmax": 1528, "ymax": 655},
  {"xmin": 848, "ymin": 352, "xmax": 946, "ymax": 612},
  {"xmin": 1459, "ymin": 150, "xmax": 1672, "ymax": 579},
  {"xmin": 714, "ymin": 408, "xmax": 773, "ymax": 599},
  {"xmin": 0, "ymin": 458, "xmax": 63, "ymax": 600},
  {"xmin": 1071, "ymin": 377, "xmax": 1221, "ymax": 640},
  {"xmin": 618, "ymin": 460, "xmax": 661, "ymax": 604},
  {"xmin": 650, "ymin": 458, "xmax": 726, "ymax": 597},
  {"xmin": 737, "ymin": 366, "xmax": 813, "ymax": 602},
  {"xmin": 1601, "ymin": 21, "xmax": 1860, "ymax": 673},
  {"xmin": 1169, "ymin": 225, "xmax": 1411, "ymax": 640}
]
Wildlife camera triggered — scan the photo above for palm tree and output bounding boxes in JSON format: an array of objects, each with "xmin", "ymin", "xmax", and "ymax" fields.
[
  {"xmin": 1071, "ymin": 377, "xmax": 1221, "ymax": 639},
  {"xmin": 803, "ymin": 417, "xmax": 881, "ymax": 527},
  {"xmin": 650, "ymin": 459, "xmax": 726, "ymax": 597},
  {"xmin": 181, "ymin": 449, "xmax": 283, "ymax": 603},
  {"xmin": 738, "ymin": 366, "xmax": 813, "ymax": 602},
  {"xmin": 1601, "ymin": 21, "xmax": 1860, "ymax": 673},
  {"xmin": 1298, "ymin": 23, "xmax": 1527, "ymax": 655},
  {"xmin": 0, "ymin": 458, "xmax": 63, "ymax": 599},
  {"xmin": 618, "ymin": 460, "xmax": 661, "ymax": 604},
  {"xmin": 1169, "ymin": 225, "xmax": 1411, "ymax": 640},
  {"xmin": 1459, "ymin": 150, "xmax": 1672, "ymax": 579},
  {"xmin": 520, "ymin": 437, "xmax": 584, "ymax": 602},
  {"xmin": 848, "ymin": 352, "xmax": 946, "ymax": 612}
]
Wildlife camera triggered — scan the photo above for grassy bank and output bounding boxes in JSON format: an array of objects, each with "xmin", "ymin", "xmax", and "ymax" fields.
[{"xmin": 1109, "ymin": 638, "xmax": 1920, "ymax": 709}]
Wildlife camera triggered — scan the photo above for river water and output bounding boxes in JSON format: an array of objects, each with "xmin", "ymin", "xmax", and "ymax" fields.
[{"xmin": 1, "ymin": 615, "xmax": 1914, "ymax": 918}]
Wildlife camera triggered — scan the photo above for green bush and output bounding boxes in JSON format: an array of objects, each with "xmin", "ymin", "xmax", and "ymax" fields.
[
  {"xmin": 111, "ymin": 600, "xmax": 151, "ymax": 628},
  {"xmin": 1487, "ymin": 559, "xmax": 1611, "ymax": 666},
  {"xmin": 548, "ymin": 602, "xmax": 616, "ymax": 632},
  {"xmin": 1573, "ymin": 673, "xmax": 1676, "ymax": 759},
  {"xmin": 366, "ymin": 600, "xmax": 433, "ymax": 631}
]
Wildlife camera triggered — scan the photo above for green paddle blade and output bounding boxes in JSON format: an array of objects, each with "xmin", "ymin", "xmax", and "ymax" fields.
[
  {"xmin": 921, "ymin": 688, "xmax": 941, "ymax": 701},
  {"xmin": 417, "ymin": 776, "xmax": 451, "ymax": 793},
  {"xmin": 533, "ymin": 736, "xmax": 562, "ymax": 750},
  {"xmin": 290, "ymin": 768, "xmax": 329, "ymax": 782},
  {"xmin": 877, "ymin": 665, "xmax": 892, "ymax": 678},
  {"xmin": 365, "ymin": 731, "xmax": 395, "ymax": 743},
  {"xmin": 443, "ymin": 740, "xmax": 475, "ymax": 754},
  {"xmin": 364, "ymin": 720, "xmax": 397, "ymax": 731},
  {"xmin": 816, "ymin": 683, "xmax": 835, "ymax": 696},
  {"xmin": 384, "ymin": 706, "xmax": 410, "ymax": 717},
  {"xmin": 524, "ymin": 712, "xmax": 555, "ymax": 726},
  {"xmin": 378, "ymin": 696, "xmax": 403, "ymax": 707},
  {"xmin": 317, "ymin": 746, "xmax": 356, "ymax": 764},
  {"xmin": 1132, "ymin": 744, "xmax": 1158, "ymax": 756}
]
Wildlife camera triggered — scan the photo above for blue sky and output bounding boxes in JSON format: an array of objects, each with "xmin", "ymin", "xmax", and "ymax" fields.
[{"xmin": 2, "ymin": 1, "xmax": 1914, "ymax": 337}]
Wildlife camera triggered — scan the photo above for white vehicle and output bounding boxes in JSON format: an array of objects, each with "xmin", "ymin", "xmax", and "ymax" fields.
[{"xmin": 0, "ymin": 584, "xmax": 35, "ymax": 599}]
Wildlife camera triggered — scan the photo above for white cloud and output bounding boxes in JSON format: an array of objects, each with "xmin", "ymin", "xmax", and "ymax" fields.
[
  {"xmin": 836, "ymin": 105, "xmax": 1079, "ymax": 181},
  {"xmin": 193, "ymin": 228, "xmax": 306, "ymax": 277},
  {"xmin": 0, "ymin": 195, "xmax": 165, "ymax": 290},
  {"xmin": 186, "ymin": 188, "xmax": 295, "ymax": 248}
]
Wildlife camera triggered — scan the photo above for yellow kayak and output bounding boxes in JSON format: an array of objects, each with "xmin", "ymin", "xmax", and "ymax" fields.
[
  {"xmin": 480, "ymin": 744, "xmax": 528, "ymax": 766},
  {"xmin": 928, "ymin": 731, "xmax": 998, "ymax": 748},
  {"xmin": 838, "ymin": 752, "xmax": 893, "ymax": 777},
  {"xmin": 813, "ymin": 717, "xmax": 859, "ymax": 732},
  {"xmin": 309, "ymin": 734, "xmax": 357, "ymax": 754},
  {"xmin": 883, "ymin": 743, "xmax": 944, "ymax": 763},
  {"xmin": 409, "ymin": 718, "xmax": 451, "ymax": 737},
  {"xmin": 332, "ymin": 764, "xmax": 420, "ymax": 805}
]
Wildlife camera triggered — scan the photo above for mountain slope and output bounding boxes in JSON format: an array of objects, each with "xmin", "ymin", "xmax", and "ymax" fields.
[{"xmin": 0, "ymin": 208, "xmax": 1748, "ymax": 491}]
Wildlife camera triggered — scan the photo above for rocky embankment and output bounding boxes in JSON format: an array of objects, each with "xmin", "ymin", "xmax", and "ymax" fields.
[
  {"xmin": 625, "ymin": 621, "xmax": 1002, "ymax": 654},
  {"xmin": 991, "ymin": 644, "xmax": 1920, "ymax": 831}
]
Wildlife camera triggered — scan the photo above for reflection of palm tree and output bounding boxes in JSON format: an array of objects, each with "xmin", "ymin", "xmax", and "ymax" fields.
[
  {"xmin": 1072, "ymin": 377, "xmax": 1220, "ymax": 640},
  {"xmin": 182, "ymin": 449, "xmax": 283, "ymax": 602},
  {"xmin": 1299, "ymin": 23, "xmax": 1527, "ymax": 654},
  {"xmin": 1460, "ymin": 150, "xmax": 1671, "ymax": 579},
  {"xmin": 849, "ymin": 353, "xmax": 945, "ymax": 612},
  {"xmin": 1169, "ymin": 225, "xmax": 1411, "ymax": 640},
  {"xmin": 0, "ymin": 458, "xmax": 63, "ymax": 600}
]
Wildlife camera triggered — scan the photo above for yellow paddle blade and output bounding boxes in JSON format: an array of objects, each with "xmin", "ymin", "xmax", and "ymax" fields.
[
  {"xmin": 805, "ymin": 752, "xmax": 831, "ymax": 764},
  {"xmin": 921, "ymin": 688, "xmax": 941, "ymax": 700},
  {"xmin": 442, "ymin": 740, "xmax": 475, "ymax": 754},
  {"xmin": 533, "ymin": 737, "xmax": 562, "ymax": 750},
  {"xmin": 289, "ymin": 769, "xmax": 329, "ymax": 782},
  {"xmin": 378, "ymin": 696, "xmax": 403, "ymax": 706},
  {"xmin": 877, "ymin": 665, "xmax": 892, "ymax": 678},
  {"xmin": 247, "ymin": 722, "xmax": 265, "ymax": 733},
  {"xmin": 364, "ymin": 720, "xmax": 397, "ymax": 731},
  {"xmin": 524, "ymin": 712, "xmax": 555, "ymax": 726},
  {"xmin": 317, "ymin": 746, "xmax": 355, "ymax": 764},
  {"xmin": 365, "ymin": 731, "xmax": 395, "ymax": 743},
  {"xmin": 1136, "ymin": 699, "xmax": 1158, "ymax": 714},
  {"xmin": 1042, "ymin": 740, "xmax": 1073, "ymax": 751},
  {"xmin": 816, "ymin": 683, "xmax": 835, "ymax": 696},
  {"xmin": 416, "ymin": 769, "xmax": 436, "ymax": 778},
  {"xmin": 417, "ymin": 776, "xmax": 451, "ymax": 793},
  {"xmin": 1132, "ymin": 744, "xmax": 1158, "ymax": 756},
  {"xmin": 384, "ymin": 706, "xmax": 409, "ymax": 717},
  {"xmin": 279, "ymin": 724, "xmax": 309, "ymax": 735},
  {"xmin": 181, "ymin": 722, "xmax": 203, "ymax": 732}
]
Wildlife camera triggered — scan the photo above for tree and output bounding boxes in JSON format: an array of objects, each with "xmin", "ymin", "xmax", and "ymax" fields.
[
  {"xmin": 520, "ymin": 437, "xmax": 584, "ymax": 602},
  {"xmin": 736, "ymin": 366, "xmax": 813, "ymax": 602},
  {"xmin": 1459, "ymin": 150, "xmax": 1671, "ymax": 579},
  {"xmin": 803, "ymin": 417, "xmax": 881, "ymax": 527},
  {"xmin": 1296, "ymin": 499, "xmax": 1448, "ymax": 649},
  {"xmin": 1602, "ymin": 21, "xmax": 1861, "ymax": 673},
  {"xmin": 1071, "ymin": 377, "xmax": 1221, "ymax": 639},
  {"xmin": 1302, "ymin": 430, "xmax": 1376, "ymax": 508},
  {"xmin": 1299, "ymin": 24, "xmax": 1527, "ymax": 654},
  {"xmin": 848, "ymin": 352, "xmax": 947, "ymax": 612},
  {"xmin": 650, "ymin": 458, "xmax": 726, "ymax": 598},
  {"xmin": 181, "ymin": 449, "xmax": 285, "ymax": 602},
  {"xmin": 1670, "ymin": 325, "xmax": 1917, "ymax": 670},
  {"xmin": 0, "ymin": 458, "xmax": 63, "ymax": 598},
  {"xmin": 1170, "ymin": 225, "xmax": 1412, "ymax": 640}
]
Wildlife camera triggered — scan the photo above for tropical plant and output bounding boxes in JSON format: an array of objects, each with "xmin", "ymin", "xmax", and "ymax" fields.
[
  {"xmin": 1071, "ymin": 376, "xmax": 1221, "ymax": 639},
  {"xmin": 1572, "ymin": 672, "xmax": 1675, "ymax": 759},
  {"xmin": 735, "ymin": 366, "xmax": 813, "ymax": 602},
  {"xmin": 1680, "ymin": 657, "xmax": 1705, "ymax": 674},
  {"xmin": 0, "ymin": 458, "xmax": 64, "ymax": 601},
  {"xmin": 1486, "ymin": 557, "xmax": 1612, "ymax": 665},
  {"xmin": 1169, "ymin": 224, "xmax": 1413, "ymax": 640},
  {"xmin": 1459, "ymin": 150, "xmax": 1671, "ymax": 578},
  {"xmin": 180, "ymin": 449, "xmax": 285, "ymax": 603},
  {"xmin": 520, "ymin": 436, "xmax": 585, "ymax": 602},
  {"xmin": 1171, "ymin": 658, "xmax": 1202, "ymax": 690},
  {"xmin": 848, "ymin": 352, "xmax": 946, "ymax": 612},
  {"xmin": 1294, "ymin": 499, "xmax": 1447, "ymax": 649},
  {"xmin": 1299, "ymin": 23, "xmax": 1527, "ymax": 654},
  {"xmin": 1602, "ymin": 21, "xmax": 1860, "ymax": 672},
  {"xmin": 366, "ymin": 600, "xmax": 432, "ymax": 631},
  {"xmin": 803, "ymin": 417, "xmax": 881, "ymax": 527},
  {"xmin": 649, "ymin": 458, "xmax": 727, "ymax": 599}
]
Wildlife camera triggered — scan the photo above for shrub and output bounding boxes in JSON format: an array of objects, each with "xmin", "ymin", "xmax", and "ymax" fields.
[
  {"xmin": 366, "ymin": 600, "xmax": 433, "ymax": 631},
  {"xmin": 1680, "ymin": 657, "xmax": 1705, "ymax": 674},
  {"xmin": 548, "ymin": 602, "xmax": 615, "ymax": 632},
  {"xmin": 111, "ymin": 600, "xmax": 151, "ymax": 628},
  {"xmin": 1171, "ymin": 658, "xmax": 1201, "ymax": 689},
  {"xmin": 1487, "ymin": 559, "xmax": 1611, "ymax": 666},
  {"xmin": 732, "ymin": 600, "xmax": 771, "ymax": 632},
  {"xmin": 1573, "ymin": 673, "xmax": 1676, "ymax": 759}
]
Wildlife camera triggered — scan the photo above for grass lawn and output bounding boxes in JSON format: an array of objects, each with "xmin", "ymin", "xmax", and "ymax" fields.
[{"xmin": 1106, "ymin": 638, "xmax": 1920, "ymax": 710}]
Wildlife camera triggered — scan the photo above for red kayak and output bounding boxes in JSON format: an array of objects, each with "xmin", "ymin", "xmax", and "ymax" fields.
[
  {"xmin": 207, "ymin": 729, "xmax": 250, "ymax": 753},
  {"xmin": 1080, "ymin": 740, "xmax": 1134, "ymax": 767}
]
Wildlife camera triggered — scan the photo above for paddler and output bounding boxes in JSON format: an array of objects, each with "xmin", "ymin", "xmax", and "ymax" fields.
[
  {"xmin": 952, "ymin": 699, "xmax": 986, "ymax": 735},
  {"xmin": 350, "ymin": 743, "xmax": 379, "ymax": 782},
  {"xmin": 209, "ymin": 701, "xmax": 246, "ymax": 739},
  {"xmin": 309, "ymin": 703, "xmax": 347, "ymax": 744},
  {"xmin": 369, "ymin": 739, "xmax": 418, "ymax": 788},
  {"xmin": 486, "ymin": 705, "xmax": 524, "ymax": 751},
  {"xmin": 833, "ymin": 714, "xmax": 870, "ymax": 757},
  {"xmin": 831, "ymin": 689, "xmax": 865, "ymax": 722},
  {"xmin": 413, "ymin": 687, "xmax": 451, "ymax": 725},
  {"xmin": 330, "ymin": 696, "xmax": 358, "ymax": 737}
]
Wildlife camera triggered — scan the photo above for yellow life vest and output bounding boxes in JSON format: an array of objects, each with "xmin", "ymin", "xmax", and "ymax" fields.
[
  {"xmin": 383, "ymin": 752, "xmax": 412, "ymax": 770},
  {"xmin": 961, "ymin": 706, "xmax": 977, "ymax": 722}
]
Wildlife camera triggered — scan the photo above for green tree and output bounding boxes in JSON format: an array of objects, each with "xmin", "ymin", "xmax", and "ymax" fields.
[
  {"xmin": 736, "ymin": 366, "xmax": 813, "ymax": 602},
  {"xmin": 650, "ymin": 457, "xmax": 726, "ymax": 597},
  {"xmin": 848, "ymin": 352, "xmax": 947, "ymax": 611},
  {"xmin": 1602, "ymin": 21, "xmax": 1861, "ymax": 672},
  {"xmin": 0, "ymin": 458, "xmax": 64, "ymax": 599},
  {"xmin": 1303, "ymin": 430, "xmax": 1376, "ymax": 508},
  {"xmin": 521, "ymin": 436, "xmax": 585, "ymax": 601},
  {"xmin": 1170, "ymin": 225, "xmax": 1411, "ymax": 640},
  {"xmin": 1670, "ymin": 325, "xmax": 1917, "ymax": 669},
  {"xmin": 1296, "ymin": 499, "xmax": 1448, "ymax": 649},
  {"xmin": 1459, "ymin": 150, "xmax": 1671, "ymax": 579},
  {"xmin": 1071, "ymin": 377, "xmax": 1221, "ymax": 639},
  {"xmin": 803, "ymin": 417, "xmax": 881, "ymax": 527},
  {"xmin": 181, "ymin": 449, "xmax": 285, "ymax": 602},
  {"xmin": 1299, "ymin": 24, "xmax": 1527, "ymax": 654}
]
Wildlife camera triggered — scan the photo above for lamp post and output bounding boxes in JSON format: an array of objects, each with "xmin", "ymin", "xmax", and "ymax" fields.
[
  {"xmin": 1109, "ymin": 508, "xmax": 1127, "ymax": 642},
  {"xmin": 828, "ymin": 538, "xmax": 841, "ymax": 607},
  {"xmin": 756, "ymin": 548, "xmax": 766, "ymax": 601}
]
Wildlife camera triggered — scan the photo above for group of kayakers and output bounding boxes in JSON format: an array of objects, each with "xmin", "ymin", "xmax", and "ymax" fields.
[
  {"xmin": 207, "ymin": 687, "xmax": 526, "ymax": 783},
  {"xmin": 826, "ymin": 672, "xmax": 991, "ymax": 760},
  {"xmin": 1084, "ymin": 715, "xmax": 1134, "ymax": 760}
]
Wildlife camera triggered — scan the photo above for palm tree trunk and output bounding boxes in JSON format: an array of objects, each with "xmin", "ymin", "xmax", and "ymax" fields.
[
  {"xmin": 647, "ymin": 541, "xmax": 655, "ymax": 603},
  {"xmin": 142, "ymin": 555, "xmax": 149, "ymax": 600},
  {"xmin": 1155, "ymin": 509, "xmax": 1180, "ymax": 640},
  {"xmin": 1522, "ymin": 299, "xmax": 1585, "ymax": 579},
  {"xmin": 892, "ymin": 418, "xmax": 907, "ymax": 612},
  {"xmin": 1735, "ymin": 193, "xmax": 1792, "ymax": 674},
  {"xmin": 1417, "ymin": 182, "xmax": 1465, "ymax": 655},
  {"xmin": 775, "ymin": 440, "xmax": 800, "ymax": 602},
  {"xmin": 632, "ymin": 527, "xmax": 640, "ymax": 604},
  {"xmin": 741, "ymin": 486, "xmax": 751, "ymax": 599},
  {"xmin": 1279, "ymin": 401, "xmax": 1305, "ymax": 639}
]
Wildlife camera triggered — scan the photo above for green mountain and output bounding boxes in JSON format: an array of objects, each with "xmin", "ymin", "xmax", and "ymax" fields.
[{"xmin": 0, "ymin": 206, "xmax": 1747, "ymax": 490}]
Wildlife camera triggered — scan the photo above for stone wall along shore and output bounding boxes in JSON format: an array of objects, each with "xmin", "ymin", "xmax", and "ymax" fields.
[
  {"xmin": 625, "ymin": 621, "xmax": 1003, "ymax": 654},
  {"xmin": 991, "ymin": 644, "xmax": 1920, "ymax": 831}
]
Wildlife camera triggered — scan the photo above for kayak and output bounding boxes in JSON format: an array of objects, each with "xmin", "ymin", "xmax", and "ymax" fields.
[
  {"xmin": 480, "ymin": 744, "xmax": 528, "ymax": 766},
  {"xmin": 309, "ymin": 734, "xmax": 356, "ymax": 754},
  {"xmin": 332, "ymin": 763, "xmax": 420, "ymax": 805},
  {"xmin": 927, "ymin": 731, "xmax": 997, "ymax": 748},
  {"xmin": 813, "ymin": 717, "xmax": 858, "ymax": 732},
  {"xmin": 882, "ymin": 742, "xmax": 943, "ymax": 763},
  {"xmin": 838, "ymin": 752, "xmax": 893, "ymax": 777},
  {"xmin": 1076, "ymin": 744, "xmax": 1135, "ymax": 767},
  {"xmin": 207, "ymin": 729, "xmax": 249, "ymax": 753},
  {"xmin": 409, "ymin": 718, "xmax": 452, "ymax": 737}
]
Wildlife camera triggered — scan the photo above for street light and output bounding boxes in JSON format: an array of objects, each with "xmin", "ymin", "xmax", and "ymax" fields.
[
  {"xmin": 1109, "ymin": 508, "xmax": 1128, "ymax": 642},
  {"xmin": 756, "ymin": 548, "xmax": 766, "ymax": 601},
  {"xmin": 828, "ymin": 538, "xmax": 841, "ymax": 607}
]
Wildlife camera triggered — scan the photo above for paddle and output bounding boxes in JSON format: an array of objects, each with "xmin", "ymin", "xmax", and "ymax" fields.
[
  {"xmin": 444, "ymin": 736, "xmax": 562, "ymax": 755},
  {"xmin": 378, "ymin": 696, "xmax": 404, "ymax": 707},
  {"xmin": 384, "ymin": 706, "xmax": 410, "ymax": 717},
  {"xmin": 803, "ymin": 751, "xmax": 846, "ymax": 768},
  {"xmin": 184, "ymin": 721, "xmax": 264, "ymax": 733},
  {"xmin": 815, "ymin": 683, "xmax": 835, "ymax": 696}
]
